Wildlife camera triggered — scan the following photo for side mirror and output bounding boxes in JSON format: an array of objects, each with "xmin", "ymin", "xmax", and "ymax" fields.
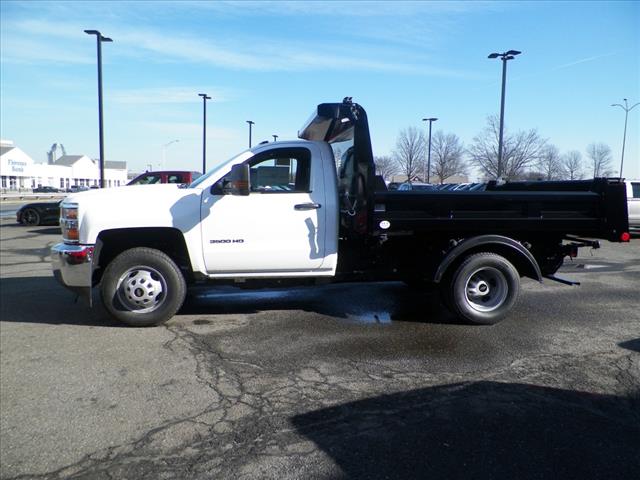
[{"xmin": 223, "ymin": 163, "xmax": 250, "ymax": 196}]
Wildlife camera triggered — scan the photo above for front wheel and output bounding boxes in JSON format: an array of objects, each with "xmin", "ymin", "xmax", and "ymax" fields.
[
  {"xmin": 100, "ymin": 247, "xmax": 186, "ymax": 327},
  {"xmin": 443, "ymin": 252, "xmax": 520, "ymax": 325}
]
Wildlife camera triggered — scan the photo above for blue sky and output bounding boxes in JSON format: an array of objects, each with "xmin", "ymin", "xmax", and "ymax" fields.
[{"xmin": 1, "ymin": 1, "xmax": 639, "ymax": 179}]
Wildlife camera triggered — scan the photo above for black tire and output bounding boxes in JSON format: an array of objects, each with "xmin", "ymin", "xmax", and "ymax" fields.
[
  {"xmin": 100, "ymin": 247, "xmax": 186, "ymax": 327},
  {"xmin": 443, "ymin": 252, "xmax": 520, "ymax": 325},
  {"xmin": 22, "ymin": 208, "xmax": 41, "ymax": 226}
]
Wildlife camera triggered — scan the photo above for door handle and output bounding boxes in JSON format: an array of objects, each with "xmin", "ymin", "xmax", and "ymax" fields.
[{"xmin": 294, "ymin": 202, "xmax": 321, "ymax": 210}]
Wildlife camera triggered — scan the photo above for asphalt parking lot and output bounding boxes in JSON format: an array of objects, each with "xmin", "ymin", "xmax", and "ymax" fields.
[{"xmin": 1, "ymin": 216, "xmax": 639, "ymax": 480}]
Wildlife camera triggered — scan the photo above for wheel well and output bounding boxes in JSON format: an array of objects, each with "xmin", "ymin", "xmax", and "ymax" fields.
[
  {"xmin": 438, "ymin": 242, "xmax": 541, "ymax": 283},
  {"xmin": 93, "ymin": 228, "xmax": 193, "ymax": 284}
]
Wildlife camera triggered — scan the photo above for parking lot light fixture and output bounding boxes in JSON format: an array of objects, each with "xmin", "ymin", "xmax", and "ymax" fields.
[
  {"xmin": 198, "ymin": 94, "xmax": 211, "ymax": 173},
  {"xmin": 422, "ymin": 117, "xmax": 438, "ymax": 183},
  {"xmin": 247, "ymin": 121, "xmax": 255, "ymax": 148},
  {"xmin": 611, "ymin": 98, "xmax": 639, "ymax": 180},
  {"xmin": 488, "ymin": 50, "xmax": 522, "ymax": 179},
  {"xmin": 161, "ymin": 139, "xmax": 179, "ymax": 170},
  {"xmin": 84, "ymin": 30, "xmax": 112, "ymax": 188}
]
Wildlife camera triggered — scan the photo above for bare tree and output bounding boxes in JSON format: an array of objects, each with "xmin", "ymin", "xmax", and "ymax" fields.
[
  {"xmin": 468, "ymin": 115, "xmax": 547, "ymax": 180},
  {"xmin": 561, "ymin": 150, "xmax": 583, "ymax": 180},
  {"xmin": 536, "ymin": 145, "xmax": 563, "ymax": 180},
  {"xmin": 374, "ymin": 155, "xmax": 397, "ymax": 181},
  {"xmin": 586, "ymin": 143, "xmax": 614, "ymax": 177},
  {"xmin": 393, "ymin": 127, "xmax": 426, "ymax": 181},
  {"xmin": 430, "ymin": 131, "xmax": 467, "ymax": 183}
]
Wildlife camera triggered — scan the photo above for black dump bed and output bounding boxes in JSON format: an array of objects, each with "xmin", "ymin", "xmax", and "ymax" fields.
[
  {"xmin": 373, "ymin": 178, "xmax": 629, "ymax": 242},
  {"xmin": 299, "ymin": 100, "xmax": 630, "ymax": 243}
]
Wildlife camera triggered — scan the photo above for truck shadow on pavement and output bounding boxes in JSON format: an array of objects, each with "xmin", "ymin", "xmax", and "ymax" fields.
[
  {"xmin": 0, "ymin": 276, "xmax": 456, "ymax": 327},
  {"xmin": 618, "ymin": 338, "xmax": 640, "ymax": 353},
  {"xmin": 292, "ymin": 381, "xmax": 640, "ymax": 480},
  {"xmin": 0, "ymin": 276, "xmax": 120, "ymax": 327},
  {"xmin": 182, "ymin": 281, "xmax": 461, "ymax": 325}
]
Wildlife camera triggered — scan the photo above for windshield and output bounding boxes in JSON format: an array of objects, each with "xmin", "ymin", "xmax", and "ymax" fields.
[{"xmin": 189, "ymin": 149, "xmax": 252, "ymax": 188}]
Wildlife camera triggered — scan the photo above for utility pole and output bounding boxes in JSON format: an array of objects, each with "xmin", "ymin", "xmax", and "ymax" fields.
[
  {"xmin": 488, "ymin": 50, "xmax": 521, "ymax": 178},
  {"xmin": 84, "ymin": 30, "xmax": 113, "ymax": 188},
  {"xmin": 161, "ymin": 139, "xmax": 179, "ymax": 170},
  {"xmin": 198, "ymin": 94, "xmax": 211, "ymax": 173},
  {"xmin": 611, "ymin": 98, "xmax": 639, "ymax": 180},
  {"xmin": 247, "ymin": 120, "xmax": 255, "ymax": 148},
  {"xmin": 422, "ymin": 117, "xmax": 438, "ymax": 183}
]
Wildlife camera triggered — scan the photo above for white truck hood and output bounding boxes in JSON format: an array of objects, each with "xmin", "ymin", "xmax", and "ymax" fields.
[{"xmin": 64, "ymin": 184, "xmax": 203, "ymax": 244}]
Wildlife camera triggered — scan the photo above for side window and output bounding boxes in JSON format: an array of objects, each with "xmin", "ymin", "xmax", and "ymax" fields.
[
  {"xmin": 168, "ymin": 175, "xmax": 181, "ymax": 183},
  {"xmin": 631, "ymin": 183, "xmax": 640, "ymax": 199},
  {"xmin": 131, "ymin": 174, "xmax": 161, "ymax": 185},
  {"xmin": 247, "ymin": 148, "xmax": 311, "ymax": 193}
]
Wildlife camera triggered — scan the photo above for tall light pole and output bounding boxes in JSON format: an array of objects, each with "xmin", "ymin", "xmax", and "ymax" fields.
[
  {"xmin": 611, "ymin": 98, "xmax": 639, "ymax": 180},
  {"xmin": 161, "ymin": 139, "xmax": 179, "ymax": 170},
  {"xmin": 488, "ymin": 49, "xmax": 521, "ymax": 179},
  {"xmin": 422, "ymin": 117, "xmax": 438, "ymax": 183},
  {"xmin": 198, "ymin": 94, "xmax": 211, "ymax": 173},
  {"xmin": 272, "ymin": 134, "xmax": 278, "ymax": 142},
  {"xmin": 247, "ymin": 120, "xmax": 255, "ymax": 148},
  {"xmin": 84, "ymin": 30, "xmax": 112, "ymax": 188}
]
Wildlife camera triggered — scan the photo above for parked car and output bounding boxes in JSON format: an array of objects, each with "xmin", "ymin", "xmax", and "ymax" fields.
[
  {"xmin": 17, "ymin": 173, "xmax": 202, "ymax": 227},
  {"xmin": 17, "ymin": 201, "xmax": 62, "ymax": 226},
  {"xmin": 127, "ymin": 171, "xmax": 201, "ymax": 185},
  {"xmin": 397, "ymin": 182, "xmax": 437, "ymax": 191},
  {"xmin": 67, "ymin": 185, "xmax": 90, "ymax": 193},
  {"xmin": 32, "ymin": 186, "xmax": 61, "ymax": 193},
  {"xmin": 625, "ymin": 179, "xmax": 640, "ymax": 234}
]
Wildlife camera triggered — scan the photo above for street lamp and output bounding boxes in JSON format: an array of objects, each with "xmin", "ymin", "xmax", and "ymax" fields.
[
  {"xmin": 488, "ymin": 49, "xmax": 521, "ymax": 179},
  {"xmin": 84, "ymin": 29, "xmax": 113, "ymax": 188},
  {"xmin": 272, "ymin": 134, "xmax": 278, "ymax": 142},
  {"xmin": 247, "ymin": 120, "xmax": 255, "ymax": 148},
  {"xmin": 198, "ymin": 94, "xmax": 211, "ymax": 173},
  {"xmin": 611, "ymin": 98, "xmax": 639, "ymax": 180},
  {"xmin": 161, "ymin": 139, "xmax": 179, "ymax": 170},
  {"xmin": 422, "ymin": 117, "xmax": 438, "ymax": 183}
]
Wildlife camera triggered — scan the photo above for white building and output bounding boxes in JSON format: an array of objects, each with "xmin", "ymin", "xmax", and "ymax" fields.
[{"xmin": 0, "ymin": 140, "xmax": 127, "ymax": 191}]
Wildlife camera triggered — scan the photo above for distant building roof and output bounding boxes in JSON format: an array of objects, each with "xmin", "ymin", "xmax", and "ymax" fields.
[
  {"xmin": 54, "ymin": 155, "xmax": 86, "ymax": 166},
  {"xmin": 105, "ymin": 161, "xmax": 127, "ymax": 170},
  {"xmin": 0, "ymin": 146, "xmax": 16, "ymax": 156}
]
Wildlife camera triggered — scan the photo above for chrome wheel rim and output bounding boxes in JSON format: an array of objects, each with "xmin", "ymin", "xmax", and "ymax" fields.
[
  {"xmin": 115, "ymin": 266, "xmax": 167, "ymax": 313},
  {"xmin": 464, "ymin": 267, "xmax": 508, "ymax": 313}
]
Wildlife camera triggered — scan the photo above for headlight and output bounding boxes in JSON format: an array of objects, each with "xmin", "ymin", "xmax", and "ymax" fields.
[{"xmin": 60, "ymin": 204, "xmax": 79, "ymax": 243}]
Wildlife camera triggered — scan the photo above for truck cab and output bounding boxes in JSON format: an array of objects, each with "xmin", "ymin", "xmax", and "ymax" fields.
[{"xmin": 195, "ymin": 141, "xmax": 339, "ymax": 276}]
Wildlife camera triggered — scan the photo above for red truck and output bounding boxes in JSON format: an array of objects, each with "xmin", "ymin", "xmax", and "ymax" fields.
[{"xmin": 127, "ymin": 171, "xmax": 201, "ymax": 185}]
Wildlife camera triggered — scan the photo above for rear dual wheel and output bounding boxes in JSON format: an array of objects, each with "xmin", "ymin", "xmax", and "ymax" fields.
[{"xmin": 443, "ymin": 252, "xmax": 520, "ymax": 325}]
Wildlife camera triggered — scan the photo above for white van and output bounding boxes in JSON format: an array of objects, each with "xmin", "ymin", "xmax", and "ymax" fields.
[{"xmin": 626, "ymin": 180, "xmax": 640, "ymax": 234}]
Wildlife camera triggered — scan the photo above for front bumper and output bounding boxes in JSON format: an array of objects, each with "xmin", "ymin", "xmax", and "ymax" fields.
[{"xmin": 51, "ymin": 243, "xmax": 95, "ymax": 305}]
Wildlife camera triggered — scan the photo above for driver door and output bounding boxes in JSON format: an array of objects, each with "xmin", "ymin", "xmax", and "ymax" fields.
[{"xmin": 200, "ymin": 146, "xmax": 327, "ymax": 273}]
